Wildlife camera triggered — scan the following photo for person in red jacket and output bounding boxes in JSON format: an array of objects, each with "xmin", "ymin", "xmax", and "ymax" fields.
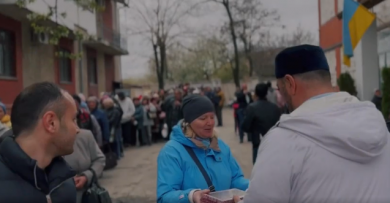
[{"xmin": 232, "ymin": 102, "xmax": 240, "ymax": 135}]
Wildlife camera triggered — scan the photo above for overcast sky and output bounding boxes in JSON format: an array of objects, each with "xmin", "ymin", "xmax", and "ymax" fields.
[{"xmin": 120, "ymin": 0, "xmax": 319, "ymax": 79}]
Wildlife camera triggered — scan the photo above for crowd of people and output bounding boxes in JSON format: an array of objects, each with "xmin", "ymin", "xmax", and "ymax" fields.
[{"xmin": 1, "ymin": 44, "xmax": 390, "ymax": 203}]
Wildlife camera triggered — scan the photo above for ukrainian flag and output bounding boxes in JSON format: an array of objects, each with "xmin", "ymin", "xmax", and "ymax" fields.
[{"xmin": 342, "ymin": 0, "xmax": 375, "ymax": 67}]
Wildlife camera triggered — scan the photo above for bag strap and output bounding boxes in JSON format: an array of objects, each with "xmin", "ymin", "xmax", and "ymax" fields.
[
  {"xmin": 88, "ymin": 168, "xmax": 102, "ymax": 187},
  {"xmin": 183, "ymin": 145, "xmax": 215, "ymax": 192}
]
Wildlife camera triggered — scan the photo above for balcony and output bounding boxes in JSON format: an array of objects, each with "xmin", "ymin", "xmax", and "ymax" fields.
[{"xmin": 84, "ymin": 24, "xmax": 128, "ymax": 55}]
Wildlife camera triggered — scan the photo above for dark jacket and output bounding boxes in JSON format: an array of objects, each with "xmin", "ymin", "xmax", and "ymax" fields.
[
  {"xmin": 91, "ymin": 108, "xmax": 110, "ymax": 142},
  {"xmin": 242, "ymin": 100, "xmax": 281, "ymax": 147},
  {"xmin": 0, "ymin": 137, "xmax": 76, "ymax": 203},
  {"xmin": 371, "ymin": 95, "xmax": 382, "ymax": 112},
  {"xmin": 162, "ymin": 95, "xmax": 175, "ymax": 127},
  {"xmin": 105, "ymin": 107, "xmax": 122, "ymax": 131},
  {"xmin": 235, "ymin": 91, "xmax": 253, "ymax": 109},
  {"xmin": 133, "ymin": 104, "xmax": 144, "ymax": 129},
  {"xmin": 169, "ymin": 101, "xmax": 183, "ymax": 127},
  {"xmin": 205, "ymin": 91, "xmax": 220, "ymax": 106}
]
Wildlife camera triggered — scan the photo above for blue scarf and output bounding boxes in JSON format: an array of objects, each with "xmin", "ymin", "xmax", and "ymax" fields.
[{"xmin": 193, "ymin": 136, "xmax": 211, "ymax": 148}]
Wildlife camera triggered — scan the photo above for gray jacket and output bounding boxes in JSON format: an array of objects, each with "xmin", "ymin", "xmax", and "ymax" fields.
[
  {"xmin": 242, "ymin": 92, "xmax": 390, "ymax": 203},
  {"xmin": 63, "ymin": 129, "xmax": 106, "ymax": 203},
  {"xmin": 90, "ymin": 115, "xmax": 103, "ymax": 147}
]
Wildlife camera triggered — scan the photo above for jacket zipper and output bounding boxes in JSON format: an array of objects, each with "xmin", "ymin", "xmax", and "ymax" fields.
[
  {"xmin": 34, "ymin": 163, "xmax": 68, "ymax": 202},
  {"xmin": 46, "ymin": 179, "xmax": 68, "ymax": 202}
]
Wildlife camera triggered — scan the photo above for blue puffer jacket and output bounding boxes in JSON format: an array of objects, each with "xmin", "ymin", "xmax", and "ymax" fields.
[{"xmin": 157, "ymin": 123, "xmax": 249, "ymax": 203}]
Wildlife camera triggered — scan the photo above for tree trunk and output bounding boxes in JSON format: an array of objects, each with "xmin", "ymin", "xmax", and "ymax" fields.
[
  {"xmin": 153, "ymin": 44, "xmax": 164, "ymax": 90},
  {"xmin": 223, "ymin": 0, "xmax": 240, "ymax": 88},
  {"xmin": 241, "ymin": 35, "xmax": 254, "ymax": 77},
  {"xmin": 159, "ymin": 42, "xmax": 168, "ymax": 82},
  {"xmin": 247, "ymin": 54, "xmax": 254, "ymax": 77}
]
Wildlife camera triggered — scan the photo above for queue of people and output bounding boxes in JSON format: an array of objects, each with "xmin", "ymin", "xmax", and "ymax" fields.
[{"xmin": 2, "ymin": 44, "xmax": 390, "ymax": 203}]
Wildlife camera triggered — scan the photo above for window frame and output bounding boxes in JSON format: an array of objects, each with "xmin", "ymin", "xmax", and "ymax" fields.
[
  {"xmin": 0, "ymin": 28, "xmax": 16, "ymax": 78},
  {"xmin": 58, "ymin": 48, "xmax": 72, "ymax": 83},
  {"xmin": 88, "ymin": 56, "xmax": 98, "ymax": 85}
]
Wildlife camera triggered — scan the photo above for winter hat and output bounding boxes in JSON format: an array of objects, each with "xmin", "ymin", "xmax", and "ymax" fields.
[
  {"xmin": 0, "ymin": 102, "xmax": 6, "ymax": 114},
  {"xmin": 275, "ymin": 44, "xmax": 329, "ymax": 79},
  {"xmin": 182, "ymin": 95, "xmax": 214, "ymax": 123}
]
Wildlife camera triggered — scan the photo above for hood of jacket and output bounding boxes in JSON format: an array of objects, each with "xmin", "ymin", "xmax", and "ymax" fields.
[
  {"xmin": 277, "ymin": 92, "xmax": 388, "ymax": 163},
  {"xmin": 170, "ymin": 122, "xmax": 198, "ymax": 148}
]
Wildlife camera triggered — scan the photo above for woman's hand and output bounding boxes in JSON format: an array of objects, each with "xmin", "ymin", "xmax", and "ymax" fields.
[
  {"xmin": 193, "ymin": 189, "xmax": 210, "ymax": 203},
  {"xmin": 74, "ymin": 175, "xmax": 88, "ymax": 190},
  {"xmin": 233, "ymin": 195, "xmax": 243, "ymax": 203}
]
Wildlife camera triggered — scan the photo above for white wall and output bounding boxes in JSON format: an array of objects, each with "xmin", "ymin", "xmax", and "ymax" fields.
[
  {"xmin": 374, "ymin": 0, "xmax": 390, "ymax": 29},
  {"xmin": 320, "ymin": 0, "xmax": 336, "ymax": 25},
  {"xmin": 25, "ymin": 0, "xmax": 97, "ymax": 35},
  {"xmin": 340, "ymin": 46, "xmax": 357, "ymax": 81},
  {"xmin": 337, "ymin": 0, "xmax": 343, "ymax": 13},
  {"xmin": 325, "ymin": 49, "xmax": 338, "ymax": 86}
]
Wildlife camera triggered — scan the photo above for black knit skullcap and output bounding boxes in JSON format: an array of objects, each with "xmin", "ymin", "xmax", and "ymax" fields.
[
  {"xmin": 275, "ymin": 44, "xmax": 330, "ymax": 79},
  {"xmin": 182, "ymin": 94, "xmax": 215, "ymax": 123}
]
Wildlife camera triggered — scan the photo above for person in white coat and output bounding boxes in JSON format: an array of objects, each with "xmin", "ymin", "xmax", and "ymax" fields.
[
  {"xmin": 117, "ymin": 92, "xmax": 135, "ymax": 147},
  {"xmin": 236, "ymin": 45, "xmax": 390, "ymax": 203}
]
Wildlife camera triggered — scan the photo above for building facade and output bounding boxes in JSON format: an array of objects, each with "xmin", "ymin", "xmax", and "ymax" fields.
[
  {"xmin": 318, "ymin": 0, "xmax": 387, "ymax": 86},
  {"xmin": 0, "ymin": 0, "xmax": 128, "ymax": 108}
]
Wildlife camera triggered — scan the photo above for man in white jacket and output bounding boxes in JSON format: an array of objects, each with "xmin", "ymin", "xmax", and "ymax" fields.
[
  {"xmin": 236, "ymin": 45, "xmax": 390, "ymax": 203},
  {"xmin": 117, "ymin": 92, "xmax": 135, "ymax": 147}
]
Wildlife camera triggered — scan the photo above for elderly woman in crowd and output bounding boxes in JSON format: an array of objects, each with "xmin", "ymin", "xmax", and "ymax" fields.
[
  {"xmin": 102, "ymin": 98, "xmax": 123, "ymax": 159},
  {"xmin": 157, "ymin": 95, "xmax": 249, "ymax": 203},
  {"xmin": 0, "ymin": 102, "xmax": 11, "ymax": 128},
  {"xmin": 87, "ymin": 96, "xmax": 110, "ymax": 145},
  {"xmin": 64, "ymin": 129, "xmax": 105, "ymax": 203},
  {"xmin": 142, "ymin": 96, "xmax": 154, "ymax": 145}
]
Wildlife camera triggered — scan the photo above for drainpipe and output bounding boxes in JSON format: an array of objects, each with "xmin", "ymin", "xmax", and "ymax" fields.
[{"xmin": 78, "ymin": 39, "xmax": 84, "ymax": 93}]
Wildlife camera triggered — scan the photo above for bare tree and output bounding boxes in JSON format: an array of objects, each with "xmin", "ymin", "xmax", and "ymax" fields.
[
  {"xmin": 209, "ymin": 0, "xmax": 241, "ymax": 87},
  {"xmin": 126, "ymin": 0, "xmax": 201, "ymax": 89},
  {"xmin": 232, "ymin": 0, "xmax": 280, "ymax": 77},
  {"xmin": 276, "ymin": 26, "xmax": 317, "ymax": 47},
  {"xmin": 251, "ymin": 27, "xmax": 317, "ymax": 80}
]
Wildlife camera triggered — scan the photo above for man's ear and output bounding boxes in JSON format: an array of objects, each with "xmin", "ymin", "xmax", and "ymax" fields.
[{"xmin": 284, "ymin": 75, "xmax": 297, "ymax": 95}]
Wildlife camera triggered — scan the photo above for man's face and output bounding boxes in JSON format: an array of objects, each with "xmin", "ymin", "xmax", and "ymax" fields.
[
  {"xmin": 242, "ymin": 84, "xmax": 248, "ymax": 91},
  {"xmin": 53, "ymin": 93, "xmax": 79, "ymax": 156},
  {"xmin": 375, "ymin": 90, "xmax": 381, "ymax": 97},
  {"xmin": 134, "ymin": 99, "xmax": 140, "ymax": 106},
  {"xmin": 277, "ymin": 78, "xmax": 294, "ymax": 112}
]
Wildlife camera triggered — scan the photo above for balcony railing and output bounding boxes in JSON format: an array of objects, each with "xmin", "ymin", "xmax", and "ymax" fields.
[{"xmin": 98, "ymin": 24, "xmax": 128, "ymax": 52}]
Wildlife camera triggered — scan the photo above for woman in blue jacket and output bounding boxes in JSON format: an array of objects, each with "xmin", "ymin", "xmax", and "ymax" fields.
[{"xmin": 157, "ymin": 94, "xmax": 249, "ymax": 203}]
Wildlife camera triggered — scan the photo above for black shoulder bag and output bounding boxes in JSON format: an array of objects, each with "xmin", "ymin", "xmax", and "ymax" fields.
[
  {"xmin": 82, "ymin": 169, "xmax": 112, "ymax": 203},
  {"xmin": 183, "ymin": 145, "xmax": 215, "ymax": 192}
]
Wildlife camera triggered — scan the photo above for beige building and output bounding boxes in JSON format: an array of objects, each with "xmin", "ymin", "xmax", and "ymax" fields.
[{"xmin": 0, "ymin": 0, "xmax": 128, "ymax": 107}]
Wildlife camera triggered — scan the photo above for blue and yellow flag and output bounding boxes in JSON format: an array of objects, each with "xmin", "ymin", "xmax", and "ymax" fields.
[{"xmin": 342, "ymin": 0, "xmax": 375, "ymax": 67}]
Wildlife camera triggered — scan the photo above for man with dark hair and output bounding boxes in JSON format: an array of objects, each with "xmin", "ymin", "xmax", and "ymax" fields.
[
  {"xmin": 242, "ymin": 83, "xmax": 280, "ymax": 164},
  {"xmin": 235, "ymin": 84, "xmax": 253, "ymax": 143},
  {"xmin": 239, "ymin": 45, "xmax": 390, "ymax": 203},
  {"xmin": 0, "ymin": 82, "xmax": 79, "ymax": 203}
]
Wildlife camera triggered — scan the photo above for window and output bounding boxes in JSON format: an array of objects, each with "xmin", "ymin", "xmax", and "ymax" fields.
[
  {"xmin": 0, "ymin": 29, "xmax": 15, "ymax": 77},
  {"xmin": 88, "ymin": 57, "xmax": 98, "ymax": 84},
  {"xmin": 59, "ymin": 48, "xmax": 72, "ymax": 83}
]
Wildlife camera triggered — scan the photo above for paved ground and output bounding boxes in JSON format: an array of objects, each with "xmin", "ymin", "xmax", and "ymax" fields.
[{"xmin": 100, "ymin": 109, "xmax": 253, "ymax": 202}]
